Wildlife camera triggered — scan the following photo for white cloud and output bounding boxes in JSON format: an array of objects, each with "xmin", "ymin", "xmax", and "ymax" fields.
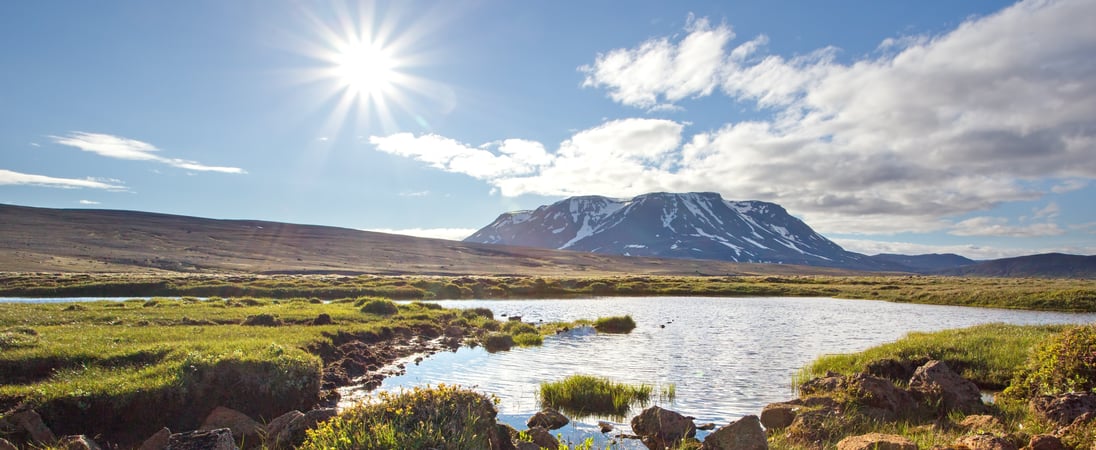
[
  {"xmin": 950, "ymin": 216, "xmax": 1065, "ymax": 237},
  {"xmin": 375, "ymin": 0, "xmax": 1096, "ymax": 235},
  {"xmin": 580, "ymin": 15, "xmax": 734, "ymax": 110},
  {"xmin": 0, "ymin": 169, "xmax": 126, "ymax": 191},
  {"xmin": 367, "ymin": 227, "xmax": 476, "ymax": 241},
  {"xmin": 1032, "ymin": 202, "xmax": 1060, "ymax": 219},
  {"xmin": 78, "ymin": 199, "xmax": 100, "ymax": 205},
  {"xmin": 50, "ymin": 132, "xmax": 246, "ymax": 174},
  {"xmin": 399, "ymin": 190, "xmax": 430, "ymax": 197}
]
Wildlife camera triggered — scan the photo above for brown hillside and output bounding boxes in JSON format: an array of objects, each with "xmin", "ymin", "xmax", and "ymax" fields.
[{"xmin": 0, "ymin": 204, "xmax": 860, "ymax": 276}]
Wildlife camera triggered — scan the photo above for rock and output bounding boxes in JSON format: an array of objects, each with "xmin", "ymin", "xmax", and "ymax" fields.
[
  {"xmin": 954, "ymin": 434, "xmax": 1019, "ymax": 450},
  {"xmin": 200, "ymin": 406, "xmax": 262, "ymax": 441},
  {"xmin": 0, "ymin": 438, "xmax": 16, "ymax": 450},
  {"xmin": 139, "ymin": 427, "xmax": 172, "ymax": 450},
  {"xmin": 496, "ymin": 423, "xmax": 519, "ymax": 450},
  {"xmin": 836, "ymin": 433, "xmax": 917, "ymax": 450},
  {"xmin": 514, "ymin": 442, "xmax": 540, "ymax": 450},
  {"xmin": 58, "ymin": 435, "xmax": 101, "ymax": 450},
  {"xmin": 850, "ymin": 373, "xmax": 917, "ymax": 418},
  {"xmin": 909, "ymin": 360, "xmax": 985, "ymax": 413},
  {"xmin": 167, "ymin": 428, "xmax": 237, "ymax": 450},
  {"xmin": 598, "ymin": 421, "xmax": 614, "ymax": 433},
  {"xmin": 701, "ymin": 415, "xmax": 767, "ymax": 450},
  {"xmin": 1029, "ymin": 392, "xmax": 1096, "ymax": 426},
  {"xmin": 273, "ymin": 408, "xmax": 337, "ymax": 449},
  {"xmin": 1023, "ymin": 434, "xmax": 1065, "ymax": 450},
  {"xmin": 525, "ymin": 426, "xmax": 559, "ymax": 450},
  {"xmin": 630, "ymin": 406, "xmax": 697, "ymax": 450},
  {"xmin": 527, "ymin": 408, "xmax": 569, "ymax": 430},
  {"xmin": 760, "ymin": 402, "xmax": 798, "ymax": 430},
  {"xmin": 799, "ymin": 373, "xmax": 845, "ymax": 395},
  {"xmin": 10, "ymin": 409, "xmax": 56, "ymax": 444},
  {"xmin": 508, "ymin": 316, "xmax": 522, "ymax": 322},
  {"xmin": 960, "ymin": 415, "xmax": 1006, "ymax": 433},
  {"xmin": 696, "ymin": 422, "xmax": 717, "ymax": 431},
  {"xmin": 785, "ymin": 408, "xmax": 843, "ymax": 444},
  {"xmin": 311, "ymin": 313, "xmax": 333, "ymax": 325},
  {"xmin": 263, "ymin": 410, "xmax": 303, "ymax": 447}
]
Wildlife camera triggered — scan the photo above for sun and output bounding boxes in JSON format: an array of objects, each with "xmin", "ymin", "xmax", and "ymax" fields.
[{"xmin": 333, "ymin": 40, "xmax": 397, "ymax": 99}]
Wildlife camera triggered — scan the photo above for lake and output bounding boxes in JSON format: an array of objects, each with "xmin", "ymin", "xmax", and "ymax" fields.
[{"xmin": 353, "ymin": 297, "xmax": 1096, "ymax": 447}]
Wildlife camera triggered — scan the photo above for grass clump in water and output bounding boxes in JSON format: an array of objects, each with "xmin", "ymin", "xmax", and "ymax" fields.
[
  {"xmin": 482, "ymin": 333, "xmax": 514, "ymax": 353},
  {"xmin": 358, "ymin": 298, "xmax": 398, "ymax": 316},
  {"xmin": 301, "ymin": 384, "xmax": 499, "ymax": 450},
  {"xmin": 539, "ymin": 374, "xmax": 668, "ymax": 418},
  {"xmin": 593, "ymin": 315, "xmax": 636, "ymax": 334},
  {"xmin": 511, "ymin": 333, "xmax": 543, "ymax": 347}
]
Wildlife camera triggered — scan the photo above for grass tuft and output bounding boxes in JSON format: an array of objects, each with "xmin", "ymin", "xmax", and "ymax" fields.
[
  {"xmin": 358, "ymin": 298, "xmax": 399, "ymax": 316},
  {"xmin": 539, "ymin": 374, "xmax": 666, "ymax": 419},
  {"xmin": 593, "ymin": 315, "xmax": 636, "ymax": 334}
]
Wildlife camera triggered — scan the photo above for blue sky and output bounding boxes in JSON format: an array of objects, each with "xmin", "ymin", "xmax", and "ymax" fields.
[{"xmin": 2, "ymin": 0, "xmax": 1093, "ymax": 259}]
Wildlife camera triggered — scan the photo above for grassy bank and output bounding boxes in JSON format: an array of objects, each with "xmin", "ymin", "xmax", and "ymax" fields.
[
  {"xmin": 2, "ymin": 273, "xmax": 1094, "ymax": 312},
  {"xmin": 0, "ymin": 297, "xmax": 588, "ymax": 446},
  {"xmin": 776, "ymin": 323, "xmax": 1096, "ymax": 449}
]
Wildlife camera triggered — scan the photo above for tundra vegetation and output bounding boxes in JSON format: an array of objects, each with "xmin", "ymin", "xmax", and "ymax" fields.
[
  {"xmin": 538, "ymin": 374, "xmax": 675, "ymax": 419},
  {"xmin": 2, "ymin": 272, "xmax": 1093, "ymax": 311},
  {"xmin": 774, "ymin": 323, "xmax": 1096, "ymax": 449},
  {"xmin": 0, "ymin": 297, "xmax": 593, "ymax": 447}
]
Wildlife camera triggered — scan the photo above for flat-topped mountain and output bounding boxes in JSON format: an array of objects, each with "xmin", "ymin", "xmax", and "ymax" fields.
[{"xmin": 465, "ymin": 192, "xmax": 900, "ymax": 271}]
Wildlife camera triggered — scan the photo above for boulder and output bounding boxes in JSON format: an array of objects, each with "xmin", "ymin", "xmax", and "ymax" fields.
[
  {"xmin": 263, "ymin": 410, "xmax": 303, "ymax": 447},
  {"xmin": 696, "ymin": 422, "xmax": 717, "ymax": 431},
  {"xmin": 272, "ymin": 408, "xmax": 336, "ymax": 449},
  {"xmin": 1029, "ymin": 392, "xmax": 1096, "ymax": 426},
  {"xmin": 630, "ymin": 406, "xmax": 696, "ymax": 450},
  {"xmin": 836, "ymin": 433, "xmax": 917, "ymax": 450},
  {"xmin": 598, "ymin": 421, "xmax": 614, "ymax": 433},
  {"xmin": 954, "ymin": 434, "xmax": 1018, "ymax": 450},
  {"xmin": 496, "ymin": 423, "xmax": 519, "ymax": 450},
  {"xmin": 139, "ymin": 427, "xmax": 172, "ymax": 450},
  {"xmin": 759, "ymin": 402, "xmax": 797, "ymax": 430},
  {"xmin": 167, "ymin": 428, "xmax": 237, "ymax": 450},
  {"xmin": 525, "ymin": 426, "xmax": 559, "ymax": 450},
  {"xmin": 9, "ymin": 409, "xmax": 56, "ymax": 444},
  {"xmin": 58, "ymin": 435, "xmax": 101, "ymax": 450},
  {"xmin": 0, "ymin": 438, "xmax": 15, "ymax": 450},
  {"xmin": 200, "ymin": 406, "xmax": 262, "ymax": 442},
  {"xmin": 514, "ymin": 443, "xmax": 540, "ymax": 450},
  {"xmin": 527, "ymin": 408, "xmax": 569, "ymax": 430},
  {"xmin": 701, "ymin": 415, "xmax": 767, "ymax": 450},
  {"xmin": 959, "ymin": 415, "xmax": 1006, "ymax": 433},
  {"xmin": 909, "ymin": 360, "xmax": 985, "ymax": 413},
  {"xmin": 1023, "ymin": 434, "xmax": 1065, "ymax": 450}
]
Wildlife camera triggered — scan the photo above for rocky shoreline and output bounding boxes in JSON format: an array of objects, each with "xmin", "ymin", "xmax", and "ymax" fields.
[{"xmin": 0, "ymin": 323, "xmax": 463, "ymax": 450}]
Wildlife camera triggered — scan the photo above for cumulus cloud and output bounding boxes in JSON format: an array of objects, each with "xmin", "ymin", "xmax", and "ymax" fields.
[
  {"xmin": 950, "ymin": 216, "xmax": 1065, "ymax": 237},
  {"xmin": 78, "ymin": 200, "xmax": 100, "ymax": 205},
  {"xmin": 367, "ymin": 228, "xmax": 476, "ymax": 241},
  {"xmin": 374, "ymin": 0, "xmax": 1096, "ymax": 235},
  {"xmin": 50, "ymin": 132, "xmax": 246, "ymax": 174},
  {"xmin": 0, "ymin": 169, "xmax": 126, "ymax": 191}
]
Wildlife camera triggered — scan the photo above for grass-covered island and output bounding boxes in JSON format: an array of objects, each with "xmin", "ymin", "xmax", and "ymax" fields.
[{"xmin": 0, "ymin": 297, "xmax": 606, "ymax": 448}]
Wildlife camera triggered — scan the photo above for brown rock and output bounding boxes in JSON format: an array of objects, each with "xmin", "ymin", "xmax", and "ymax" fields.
[
  {"xmin": 200, "ymin": 406, "xmax": 262, "ymax": 442},
  {"xmin": 909, "ymin": 360, "xmax": 985, "ymax": 413},
  {"xmin": 139, "ymin": 427, "xmax": 172, "ymax": 450},
  {"xmin": 759, "ymin": 402, "xmax": 797, "ymax": 430},
  {"xmin": 0, "ymin": 438, "xmax": 16, "ymax": 450},
  {"xmin": 955, "ymin": 434, "xmax": 1018, "ymax": 450},
  {"xmin": 527, "ymin": 408, "xmax": 569, "ymax": 430},
  {"xmin": 496, "ymin": 423, "xmax": 519, "ymax": 450},
  {"xmin": 514, "ymin": 442, "xmax": 540, "ymax": 450},
  {"xmin": 701, "ymin": 415, "xmax": 767, "ymax": 450},
  {"xmin": 525, "ymin": 426, "xmax": 559, "ymax": 450},
  {"xmin": 630, "ymin": 406, "xmax": 697, "ymax": 450},
  {"xmin": 263, "ymin": 410, "xmax": 303, "ymax": 448},
  {"xmin": 836, "ymin": 433, "xmax": 917, "ymax": 450},
  {"xmin": 960, "ymin": 415, "xmax": 1006, "ymax": 433},
  {"xmin": 1029, "ymin": 392, "xmax": 1096, "ymax": 427},
  {"xmin": 598, "ymin": 421, "xmax": 614, "ymax": 433},
  {"xmin": 1023, "ymin": 434, "xmax": 1065, "ymax": 450},
  {"xmin": 10, "ymin": 409, "xmax": 56, "ymax": 444},
  {"xmin": 273, "ymin": 408, "xmax": 336, "ymax": 449},
  {"xmin": 167, "ymin": 428, "xmax": 237, "ymax": 450},
  {"xmin": 59, "ymin": 435, "xmax": 101, "ymax": 450}
]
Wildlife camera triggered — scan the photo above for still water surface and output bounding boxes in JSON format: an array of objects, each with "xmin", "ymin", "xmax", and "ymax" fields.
[{"xmin": 363, "ymin": 297, "xmax": 1096, "ymax": 446}]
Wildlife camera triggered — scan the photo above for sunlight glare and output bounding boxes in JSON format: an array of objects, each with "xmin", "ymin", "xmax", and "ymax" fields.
[{"xmin": 333, "ymin": 40, "xmax": 396, "ymax": 98}]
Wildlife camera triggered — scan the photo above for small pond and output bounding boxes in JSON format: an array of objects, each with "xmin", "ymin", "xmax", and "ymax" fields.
[{"xmin": 356, "ymin": 297, "xmax": 1096, "ymax": 447}]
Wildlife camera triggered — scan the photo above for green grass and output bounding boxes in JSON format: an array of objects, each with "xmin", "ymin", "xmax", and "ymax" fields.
[
  {"xmin": 538, "ymin": 374, "xmax": 672, "ymax": 419},
  {"xmin": 3, "ymin": 273, "xmax": 1093, "ymax": 312},
  {"xmin": 300, "ymin": 384, "xmax": 499, "ymax": 450},
  {"xmin": 592, "ymin": 315, "xmax": 636, "ymax": 333},
  {"xmin": 1005, "ymin": 324, "xmax": 1096, "ymax": 399},
  {"xmin": 800, "ymin": 323, "xmax": 1066, "ymax": 389}
]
